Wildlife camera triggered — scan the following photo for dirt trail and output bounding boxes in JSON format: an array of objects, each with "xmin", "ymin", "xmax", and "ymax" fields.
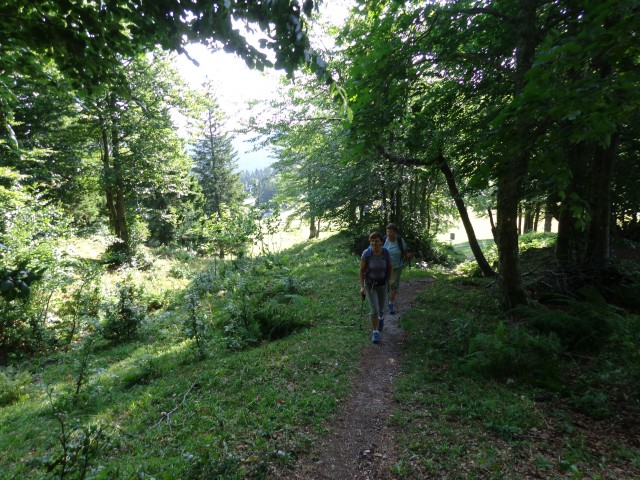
[{"xmin": 275, "ymin": 279, "xmax": 429, "ymax": 480}]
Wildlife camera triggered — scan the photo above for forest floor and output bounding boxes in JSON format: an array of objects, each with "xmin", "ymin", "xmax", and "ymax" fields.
[
  {"xmin": 272, "ymin": 270, "xmax": 640, "ymax": 480},
  {"xmin": 273, "ymin": 279, "xmax": 429, "ymax": 480}
]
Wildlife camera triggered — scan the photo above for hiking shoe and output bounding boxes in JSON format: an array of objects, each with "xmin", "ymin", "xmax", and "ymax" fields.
[
  {"xmin": 388, "ymin": 302, "xmax": 396, "ymax": 314},
  {"xmin": 372, "ymin": 331, "xmax": 380, "ymax": 344},
  {"xmin": 378, "ymin": 317, "xmax": 384, "ymax": 332}
]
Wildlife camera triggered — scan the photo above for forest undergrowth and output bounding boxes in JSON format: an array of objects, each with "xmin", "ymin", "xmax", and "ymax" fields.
[
  {"xmin": 1, "ymin": 232, "xmax": 639, "ymax": 479},
  {"xmin": 394, "ymin": 234, "xmax": 640, "ymax": 479}
]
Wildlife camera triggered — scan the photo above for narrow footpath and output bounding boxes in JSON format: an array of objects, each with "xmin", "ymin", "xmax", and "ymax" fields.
[{"xmin": 276, "ymin": 279, "xmax": 430, "ymax": 480}]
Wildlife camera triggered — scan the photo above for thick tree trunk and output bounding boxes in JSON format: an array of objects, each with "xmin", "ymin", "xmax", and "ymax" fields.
[
  {"xmin": 495, "ymin": 0, "xmax": 538, "ymax": 307},
  {"xmin": 555, "ymin": 203, "xmax": 580, "ymax": 268},
  {"xmin": 555, "ymin": 144, "xmax": 589, "ymax": 270},
  {"xmin": 585, "ymin": 58, "xmax": 617, "ymax": 270},
  {"xmin": 438, "ymin": 155, "xmax": 496, "ymax": 277},
  {"xmin": 586, "ymin": 136, "xmax": 617, "ymax": 268},
  {"xmin": 496, "ymin": 175, "xmax": 528, "ymax": 306},
  {"xmin": 544, "ymin": 211, "xmax": 553, "ymax": 233}
]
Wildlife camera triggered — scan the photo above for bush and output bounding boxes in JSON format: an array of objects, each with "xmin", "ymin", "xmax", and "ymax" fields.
[
  {"xmin": 601, "ymin": 276, "xmax": 640, "ymax": 312},
  {"xmin": 101, "ymin": 279, "xmax": 145, "ymax": 344},
  {"xmin": 459, "ymin": 321, "xmax": 563, "ymax": 385},
  {"xmin": 0, "ymin": 366, "xmax": 31, "ymax": 406},
  {"xmin": 216, "ymin": 260, "xmax": 313, "ymax": 350},
  {"xmin": 514, "ymin": 301, "xmax": 618, "ymax": 353},
  {"xmin": 417, "ymin": 236, "xmax": 467, "ymax": 265},
  {"xmin": 0, "ymin": 198, "xmax": 70, "ymax": 359}
]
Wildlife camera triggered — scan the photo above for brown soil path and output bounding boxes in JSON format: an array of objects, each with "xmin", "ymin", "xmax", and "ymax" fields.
[{"xmin": 274, "ymin": 278, "xmax": 430, "ymax": 480}]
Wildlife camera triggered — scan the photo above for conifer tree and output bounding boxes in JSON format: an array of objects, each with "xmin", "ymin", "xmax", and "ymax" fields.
[{"xmin": 191, "ymin": 84, "xmax": 245, "ymax": 217}]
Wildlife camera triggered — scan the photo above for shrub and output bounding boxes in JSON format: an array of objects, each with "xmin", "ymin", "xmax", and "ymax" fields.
[
  {"xmin": 601, "ymin": 276, "xmax": 640, "ymax": 312},
  {"xmin": 418, "ymin": 236, "xmax": 467, "ymax": 265},
  {"xmin": 44, "ymin": 418, "xmax": 113, "ymax": 480},
  {"xmin": 120, "ymin": 355, "xmax": 161, "ymax": 388},
  {"xmin": 459, "ymin": 321, "xmax": 563, "ymax": 385},
  {"xmin": 0, "ymin": 307, "xmax": 39, "ymax": 362},
  {"xmin": 0, "ymin": 198, "xmax": 69, "ymax": 358},
  {"xmin": 0, "ymin": 366, "xmax": 31, "ymax": 406},
  {"xmin": 568, "ymin": 387, "xmax": 612, "ymax": 419},
  {"xmin": 218, "ymin": 264, "xmax": 312, "ymax": 350},
  {"xmin": 514, "ymin": 301, "xmax": 618, "ymax": 352},
  {"xmin": 101, "ymin": 279, "xmax": 145, "ymax": 344},
  {"xmin": 183, "ymin": 292, "xmax": 208, "ymax": 359}
]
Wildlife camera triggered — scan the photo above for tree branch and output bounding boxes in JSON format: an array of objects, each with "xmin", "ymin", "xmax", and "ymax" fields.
[
  {"xmin": 453, "ymin": 8, "xmax": 509, "ymax": 21},
  {"xmin": 375, "ymin": 145, "xmax": 434, "ymax": 168},
  {"xmin": 152, "ymin": 381, "xmax": 199, "ymax": 428}
]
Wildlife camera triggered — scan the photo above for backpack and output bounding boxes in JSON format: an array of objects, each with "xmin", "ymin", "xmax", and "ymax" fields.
[
  {"xmin": 363, "ymin": 247, "xmax": 390, "ymax": 285},
  {"xmin": 384, "ymin": 234, "xmax": 406, "ymax": 258}
]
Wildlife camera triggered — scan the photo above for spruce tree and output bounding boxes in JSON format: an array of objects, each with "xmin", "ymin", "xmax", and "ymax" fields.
[{"xmin": 191, "ymin": 84, "xmax": 245, "ymax": 217}]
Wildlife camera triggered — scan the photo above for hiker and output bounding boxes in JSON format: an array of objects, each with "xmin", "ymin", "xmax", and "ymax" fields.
[
  {"xmin": 384, "ymin": 223, "xmax": 411, "ymax": 315},
  {"xmin": 360, "ymin": 230, "xmax": 393, "ymax": 344}
]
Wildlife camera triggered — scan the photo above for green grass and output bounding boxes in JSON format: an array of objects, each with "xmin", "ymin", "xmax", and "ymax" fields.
[
  {"xmin": 393, "ymin": 246, "xmax": 640, "ymax": 479},
  {"xmin": 0, "ymin": 233, "xmax": 371, "ymax": 479},
  {"xmin": 2, "ymin": 232, "xmax": 639, "ymax": 479},
  {"xmin": 452, "ymin": 238, "xmax": 495, "ymax": 258}
]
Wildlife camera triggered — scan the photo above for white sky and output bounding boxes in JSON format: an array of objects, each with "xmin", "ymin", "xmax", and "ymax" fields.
[
  {"xmin": 175, "ymin": 44, "xmax": 283, "ymax": 171},
  {"xmin": 173, "ymin": 1, "xmax": 354, "ymax": 172}
]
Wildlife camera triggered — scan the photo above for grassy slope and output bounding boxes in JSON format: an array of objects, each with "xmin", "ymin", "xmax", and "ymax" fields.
[
  {"xmin": 0, "ymin": 234, "xmax": 373, "ymax": 479},
  {"xmin": 2, "ymin": 233, "xmax": 639, "ymax": 479},
  {"xmin": 394, "ymin": 252, "xmax": 640, "ymax": 478}
]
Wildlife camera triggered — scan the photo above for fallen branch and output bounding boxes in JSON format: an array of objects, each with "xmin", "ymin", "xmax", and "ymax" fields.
[{"xmin": 152, "ymin": 381, "xmax": 198, "ymax": 428}]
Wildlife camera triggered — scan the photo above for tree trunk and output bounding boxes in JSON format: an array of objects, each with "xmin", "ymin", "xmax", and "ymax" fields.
[
  {"xmin": 100, "ymin": 119, "xmax": 118, "ymax": 235},
  {"xmin": 586, "ymin": 135, "xmax": 617, "ymax": 269},
  {"xmin": 420, "ymin": 179, "xmax": 431, "ymax": 233},
  {"xmin": 544, "ymin": 211, "xmax": 553, "ymax": 233},
  {"xmin": 555, "ymin": 143, "xmax": 589, "ymax": 270},
  {"xmin": 111, "ymin": 121, "xmax": 128, "ymax": 244},
  {"xmin": 522, "ymin": 202, "xmax": 537, "ymax": 233},
  {"xmin": 544, "ymin": 194, "xmax": 559, "ymax": 233},
  {"xmin": 309, "ymin": 215, "xmax": 317, "ymax": 239},
  {"xmin": 488, "ymin": 208, "xmax": 497, "ymax": 243},
  {"xmin": 495, "ymin": 0, "xmax": 538, "ymax": 307},
  {"xmin": 438, "ymin": 155, "xmax": 496, "ymax": 277},
  {"xmin": 380, "ymin": 179, "xmax": 388, "ymax": 226},
  {"xmin": 497, "ymin": 175, "xmax": 528, "ymax": 306},
  {"xmin": 394, "ymin": 186, "xmax": 402, "ymax": 229},
  {"xmin": 555, "ymin": 203, "xmax": 580, "ymax": 269},
  {"xmin": 533, "ymin": 203, "xmax": 541, "ymax": 232},
  {"xmin": 518, "ymin": 204, "xmax": 523, "ymax": 235}
]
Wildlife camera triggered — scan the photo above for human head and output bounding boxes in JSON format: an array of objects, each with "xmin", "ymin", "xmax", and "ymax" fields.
[
  {"xmin": 386, "ymin": 223, "xmax": 398, "ymax": 233},
  {"xmin": 369, "ymin": 230, "xmax": 384, "ymax": 243}
]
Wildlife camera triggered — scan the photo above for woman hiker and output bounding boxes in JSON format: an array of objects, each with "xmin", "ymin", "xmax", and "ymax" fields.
[{"xmin": 360, "ymin": 231, "xmax": 393, "ymax": 344}]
